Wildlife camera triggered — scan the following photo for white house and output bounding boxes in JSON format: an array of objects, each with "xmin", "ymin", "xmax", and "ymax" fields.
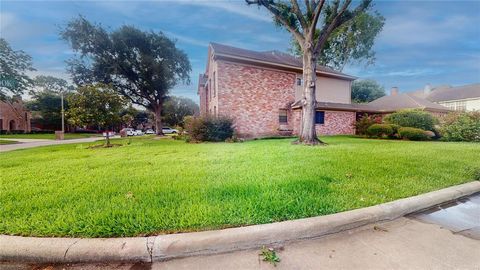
[{"xmin": 410, "ymin": 83, "xmax": 480, "ymax": 111}]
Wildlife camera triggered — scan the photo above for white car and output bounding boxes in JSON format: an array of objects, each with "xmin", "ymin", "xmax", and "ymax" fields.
[
  {"xmin": 145, "ymin": 129, "xmax": 155, "ymax": 134},
  {"xmin": 125, "ymin": 128, "xmax": 136, "ymax": 136},
  {"xmin": 102, "ymin": 131, "xmax": 115, "ymax": 137},
  {"xmin": 162, "ymin": 127, "xmax": 178, "ymax": 134},
  {"xmin": 135, "ymin": 130, "xmax": 144, "ymax": 136}
]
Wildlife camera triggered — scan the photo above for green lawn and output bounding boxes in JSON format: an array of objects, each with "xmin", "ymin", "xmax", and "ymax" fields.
[
  {"xmin": 1, "ymin": 136, "xmax": 479, "ymax": 237},
  {"xmin": 0, "ymin": 133, "xmax": 101, "ymax": 140},
  {"xmin": 0, "ymin": 139, "xmax": 19, "ymax": 145}
]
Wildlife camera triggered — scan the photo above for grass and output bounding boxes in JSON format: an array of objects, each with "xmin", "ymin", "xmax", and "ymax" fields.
[
  {"xmin": 0, "ymin": 133, "xmax": 101, "ymax": 140},
  {"xmin": 1, "ymin": 136, "xmax": 479, "ymax": 237},
  {"xmin": 0, "ymin": 139, "xmax": 19, "ymax": 145}
]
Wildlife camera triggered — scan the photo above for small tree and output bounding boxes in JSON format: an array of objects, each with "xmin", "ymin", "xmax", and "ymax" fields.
[
  {"xmin": 66, "ymin": 84, "xmax": 125, "ymax": 146},
  {"xmin": 246, "ymin": 0, "xmax": 379, "ymax": 145},
  {"xmin": 351, "ymin": 79, "xmax": 385, "ymax": 103},
  {"xmin": 0, "ymin": 38, "xmax": 35, "ymax": 99},
  {"xmin": 163, "ymin": 96, "xmax": 199, "ymax": 127}
]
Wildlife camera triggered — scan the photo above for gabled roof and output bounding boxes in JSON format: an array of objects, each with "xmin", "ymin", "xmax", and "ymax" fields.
[
  {"xmin": 367, "ymin": 93, "xmax": 450, "ymax": 112},
  {"xmin": 209, "ymin": 43, "xmax": 356, "ymax": 81},
  {"xmin": 426, "ymin": 83, "xmax": 480, "ymax": 102}
]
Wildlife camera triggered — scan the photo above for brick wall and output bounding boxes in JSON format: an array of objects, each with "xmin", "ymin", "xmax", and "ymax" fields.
[
  {"xmin": 0, "ymin": 100, "xmax": 31, "ymax": 132},
  {"xmin": 217, "ymin": 61, "xmax": 296, "ymax": 137},
  {"xmin": 292, "ymin": 110, "xmax": 356, "ymax": 136}
]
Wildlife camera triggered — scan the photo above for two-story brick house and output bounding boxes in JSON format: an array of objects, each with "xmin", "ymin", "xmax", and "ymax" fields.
[{"xmin": 197, "ymin": 43, "xmax": 449, "ymax": 138}]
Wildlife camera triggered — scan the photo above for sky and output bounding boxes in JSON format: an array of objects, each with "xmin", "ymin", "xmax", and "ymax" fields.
[{"xmin": 1, "ymin": 0, "xmax": 479, "ymax": 103}]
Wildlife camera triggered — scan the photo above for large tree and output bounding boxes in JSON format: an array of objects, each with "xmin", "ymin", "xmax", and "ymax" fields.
[
  {"xmin": 291, "ymin": 11, "xmax": 384, "ymax": 71},
  {"xmin": 246, "ymin": 0, "xmax": 377, "ymax": 145},
  {"xmin": 162, "ymin": 96, "xmax": 199, "ymax": 127},
  {"xmin": 61, "ymin": 17, "xmax": 191, "ymax": 135},
  {"xmin": 0, "ymin": 38, "xmax": 35, "ymax": 100},
  {"xmin": 66, "ymin": 84, "xmax": 125, "ymax": 145},
  {"xmin": 351, "ymin": 79, "xmax": 385, "ymax": 103}
]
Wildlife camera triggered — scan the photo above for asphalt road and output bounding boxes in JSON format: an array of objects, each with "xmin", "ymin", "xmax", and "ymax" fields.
[{"xmin": 2, "ymin": 193, "xmax": 479, "ymax": 270}]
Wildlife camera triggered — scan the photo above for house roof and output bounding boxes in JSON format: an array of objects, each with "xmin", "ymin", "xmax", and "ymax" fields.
[
  {"xmin": 367, "ymin": 93, "xmax": 450, "ymax": 112},
  {"xmin": 291, "ymin": 100, "xmax": 380, "ymax": 112},
  {"xmin": 426, "ymin": 83, "xmax": 480, "ymax": 102},
  {"xmin": 209, "ymin": 43, "xmax": 356, "ymax": 81}
]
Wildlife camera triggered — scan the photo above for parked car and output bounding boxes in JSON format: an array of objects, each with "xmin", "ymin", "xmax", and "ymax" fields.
[
  {"xmin": 124, "ymin": 128, "xmax": 136, "ymax": 136},
  {"xmin": 102, "ymin": 131, "xmax": 115, "ymax": 137},
  {"xmin": 145, "ymin": 129, "xmax": 155, "ymax": 134},
  {"xmin": 135, "ymin": 130, "xmax": 144, "ymax": 136},
  {"xmin": 162, "ymin": 127, "xmax": 178, "ymax": 134}
]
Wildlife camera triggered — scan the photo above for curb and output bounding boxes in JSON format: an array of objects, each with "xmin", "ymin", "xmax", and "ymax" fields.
[{"xmin": 1, "ymin": 181, "xmax": 479, "ymax": 263}]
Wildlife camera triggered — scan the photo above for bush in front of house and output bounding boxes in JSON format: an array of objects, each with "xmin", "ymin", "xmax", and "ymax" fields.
[
  {"xmin": 398, "ymin": 127, "xmax": 430, "ymax": 141},
  {"xmin": 366, "ymin": 124, "xmax": 394, "ymax": 138},
  {"xmin": 384, "ymin": 109, "xmax": 437, "ymax": 131},
  {"xmin": 439, "ymin": 111, "xmax": 480, "ymax": 142},
  {"xmin": 355, "ymin": 114, "xmax": 382, "ymax": 135},
  {"xmin": 184, "ymin": 116, "xmax": 234, "ymax": 142}
]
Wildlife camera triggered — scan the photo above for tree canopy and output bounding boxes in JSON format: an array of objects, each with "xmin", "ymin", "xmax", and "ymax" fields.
[
  {"xmin": 32, "ymin": 75, "xmax": 73, "ymax": 94},
  {"xmin": 291, "ymin": 11, "xmax": 384, "ymax": 71},
  {"xmin": 61, "ymin": 17, "xmax": 191, "ymax": 135},
  {"xmin": 66, "ymin": 84, "xmax": 125, "ymax": 132},
  {"xmin": 0, "ymin": 38, "xmax": 35, "ymax": 99},
  {"xmin": 162, "ymin": 96, "xmax": 199, "ymax": 127},
  {"xmin": 351, "ymin": 79, "xmax": 385, "ymax": 103}
]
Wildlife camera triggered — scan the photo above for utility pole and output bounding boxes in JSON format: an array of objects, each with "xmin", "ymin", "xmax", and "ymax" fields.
[{"xmin": 61, "ymin": 91, "xmax": 65, "ymax": 132}]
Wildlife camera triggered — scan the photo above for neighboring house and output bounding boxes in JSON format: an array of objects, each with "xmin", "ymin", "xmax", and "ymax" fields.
[
  {"xmin": 409, "ymin": 83, "xmax": 480, "ymax": 111},
  {"xmin": 0, "ymin": 96, "xmax": 32, "ymax": 133},
  {"xmin": 368, "ymin": 87, "xmax": 451, "ymax": 117},
  {"xmin": 197, "ymin": 43, "xmax": 450, "ymax": 138}
]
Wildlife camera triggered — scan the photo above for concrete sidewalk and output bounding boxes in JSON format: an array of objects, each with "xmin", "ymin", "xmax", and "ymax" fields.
[
  {"xmin": 3, "ymin": 193, "xmax": 479, "ymax": 270},
  {"xmin": 0, "ymin": 136, "xmax": 118, "ymax": 152}
]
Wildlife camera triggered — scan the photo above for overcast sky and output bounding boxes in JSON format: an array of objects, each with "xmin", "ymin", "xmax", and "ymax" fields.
[{"xmin": 1, "ymin": 0, "xmax": 479, "ymax": 102}]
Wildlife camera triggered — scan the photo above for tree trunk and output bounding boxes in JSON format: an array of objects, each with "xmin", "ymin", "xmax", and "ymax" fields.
[
  {"xmin": 298, "ymin": 47, "xmax": 324, "ymax": 145},
  {"xmin": 105, "ymin": 130, "xmax": 110, "ymax": 147},
  {"xmin": 154, "ymin": 104, "xmax": 163, "ymax": 136}
]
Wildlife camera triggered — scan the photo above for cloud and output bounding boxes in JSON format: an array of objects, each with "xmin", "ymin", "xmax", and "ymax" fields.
[
  {"xmin": 162, "ymin": 30, "xmax": 209, "ymax": 47},
  {"xmin": 176, "ymin": 0, "xmax": 272, "ymax": 22}
]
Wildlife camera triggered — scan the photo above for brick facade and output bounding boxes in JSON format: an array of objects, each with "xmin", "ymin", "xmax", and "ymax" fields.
[
  {"xmin": 0, "ymin": 99, "xmax": 31, "ymax": 132},
  {"xmin": 198, "ymin": 45, "xmax": 358, "ymax": 138}
]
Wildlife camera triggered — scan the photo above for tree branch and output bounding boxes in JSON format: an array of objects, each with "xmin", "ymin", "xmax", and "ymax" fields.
[
  {"xmin": 246, "ymin": 0, "xmax": 305, "ymax": 45},
  {"xmin": 308, "ymin": 0, "xmax": 326, "ymax": 39},
  {"xmin": 313, "ymin": 0, "xmax": 352, "ymax": 54},
  {"xmin": 291, "ymin": 0, "xmax": 307, "ymax": 30}
]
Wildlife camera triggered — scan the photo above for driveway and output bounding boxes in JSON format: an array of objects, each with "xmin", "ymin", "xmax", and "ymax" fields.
[
  {"xmin": 0, "ymin": 137, "xmax": 117, "ymax": 152},
  {"xmin": 2, "ymin": 193, "xmax": 479, "ymax": 270}
]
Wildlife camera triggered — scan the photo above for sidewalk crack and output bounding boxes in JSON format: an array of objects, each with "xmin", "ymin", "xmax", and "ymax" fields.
[{"xmin": 63, "ymin": 239, "xmax": 80, "ymax": 261}]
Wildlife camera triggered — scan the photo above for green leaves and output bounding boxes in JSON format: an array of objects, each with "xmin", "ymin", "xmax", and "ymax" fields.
[{"xmin": 0, "ymin": 38, "xmax": 35, "ymax": 99}]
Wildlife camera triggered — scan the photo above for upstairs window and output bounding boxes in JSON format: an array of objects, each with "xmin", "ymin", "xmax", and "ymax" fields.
[
  {"xmin": 296, "ymin": 78, "xmax": 303, "ymax": 86},
  {"xmin": 279, "ymin": 109, "xmax": 288, "ymax": 123},
  {"xmin": 315, "ymin": 111, "xmax": 325, "ymax": 124},
  {"xmin": 213, "ymin": 71, "xmax": 216, "ymax": 97}
]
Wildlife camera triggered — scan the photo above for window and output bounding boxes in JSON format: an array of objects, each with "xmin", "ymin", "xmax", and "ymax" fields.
[
  {"xmin": 279, "ymin": 109, "xmax": 288, "ymax": 123},
  {"xmin": 296, "ymin": 78, "xmax": 303, "ymax": 86},
  {"xmin": 455, "ymin": 101, "xmax": 466, "ymax": 111},
  {"xmin": 213, "ymin": 71, "xmax": 216, "ymax": 97},
  {"xmin": 315, "ymin": 111, "xmax": 325, "ymax": 124}
]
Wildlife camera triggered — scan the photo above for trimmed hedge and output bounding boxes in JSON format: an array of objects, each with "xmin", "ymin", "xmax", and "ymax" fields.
[
  {"xmin": 398, "ymin": 127, "xmax": 430, "ymax": 141},
  {"xmin": 367, "ymin": 124, "xmax": 394, "ymax": 138},
  {"xmin": 184, "ymin": 116, "xmax": 234, "ymax": 142},
  {"xmin": 384, "ymin": 109, "xmax": 437, "ymax": 131}
]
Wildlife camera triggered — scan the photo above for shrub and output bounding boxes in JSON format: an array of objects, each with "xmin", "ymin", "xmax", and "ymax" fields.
[
  {"xmin": 355, "ymin": 114, "xmax": 382, "ymax": 135},
  {"xmin": 184, "ymin": 116, "xmax": 234, "ymax": 142},
  {"xmin": 384, "ymin": 110, "xmax": 437, "ymax": 131},
  {"xmin": 398, "ymin": 127, "xmax": 429, "ymax": 141},
  {"xmin": 439, "ymin": 111, "xmax": 480, "ymax": 142},
  {"xmin": 367, "ymin": 124, "xmax": 394, "ymax": 138}
]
